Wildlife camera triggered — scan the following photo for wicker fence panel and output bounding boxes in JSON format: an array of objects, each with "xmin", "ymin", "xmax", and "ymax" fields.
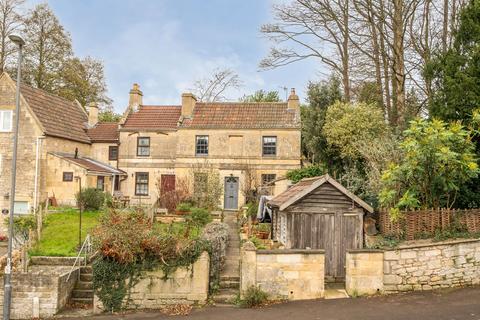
[{"xmin": 379, "ymin": 208, "xmax": 480, "ymax": 240}]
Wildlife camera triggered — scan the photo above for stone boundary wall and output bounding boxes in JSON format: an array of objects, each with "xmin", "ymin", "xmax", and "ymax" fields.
[
  {"xmin": 93, "ymin": 251, "xmax": 210, "ymax": 312},
  {"xmin": 383, "ymin": 239, "xmax": 480, "ymax": 292},
  {"xmin": 345, "ymin": 239, "xmax": 480, "ymax": 295},
  {"xmin": 0, "ymin": 267, "xmax": 79, "ymax": 319},
  {"xmin": 241, "ymin": 242, "xmax": 325, "ymax": 300}
]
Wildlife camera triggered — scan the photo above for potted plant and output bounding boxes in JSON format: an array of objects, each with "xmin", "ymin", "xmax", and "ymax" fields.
[
  {"xmin": 175, "ymin": 202, "xmax": 192, "ymax": 215},
  {"xmin": 255, "ymin": 223, "xmax": 271, "ymax": 239}
]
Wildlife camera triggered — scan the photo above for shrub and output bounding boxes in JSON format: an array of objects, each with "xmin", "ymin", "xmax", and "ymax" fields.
[
  {"xmin": 238, "ymin": 286, "xmax": 269, "ymax": 308},
  {"xmin": 200, "ymin": 222, "xmax": 229, "ymax": 293},
  {"xmin": 246, "ymin": 202, "xmax": 258, "ymax": 218},
  {"xmin": 157, "ymin": 177, "xmax": 191, "ymax": 213},
  {"xmin": 177, "ymin": 202, "xmax": 192, "ymax": 212},
  {"xmin": 286, "ymin": 164, "xmax": 326, "ymax": 183},
  {"xmin": 10, "ymin": 214, "xmax": 37, "ymax": 241},
  {"xmin": 76, "ymin": 188, "xmax": 105, "ymax": 210},
  {"xmin": 186, "ymin": 208, "xmax": 212, "ymax": 227}
]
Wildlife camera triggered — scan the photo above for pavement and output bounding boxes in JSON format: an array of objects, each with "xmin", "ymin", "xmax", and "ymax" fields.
[{"xmin": 61, "ymin": 286, "xmax": 480, "ymax": 320}]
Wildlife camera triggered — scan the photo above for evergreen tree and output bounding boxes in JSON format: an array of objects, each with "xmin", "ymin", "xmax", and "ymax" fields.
[{"xmin": 427, "ymin": 0, "xmax": 480, "ymax": 122}]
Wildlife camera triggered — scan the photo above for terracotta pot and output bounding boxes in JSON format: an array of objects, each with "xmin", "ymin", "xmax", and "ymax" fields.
[{"xmin": 257, "ymin": 231, "xmax": 269, "ymax": 239}]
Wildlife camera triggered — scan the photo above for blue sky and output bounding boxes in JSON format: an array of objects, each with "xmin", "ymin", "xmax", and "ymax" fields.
[{"xmin": 40, "ymin": 0, "xmax": 321, "ymax": 112}]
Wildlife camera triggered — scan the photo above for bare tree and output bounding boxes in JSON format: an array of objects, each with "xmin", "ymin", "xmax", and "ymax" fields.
[
  {"xmin": 0, "ymin": 0, "xmax": 24, "ymax": 72},
  {"xmin": 192, "ymin": 68, "xmax": 243, "ymax": 102},
  {"xmin": 260, "ymin": 0, "xmax": 353, "ymax": 101}
]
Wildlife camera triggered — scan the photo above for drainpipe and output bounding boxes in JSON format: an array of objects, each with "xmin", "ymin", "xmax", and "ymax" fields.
[{"xmin": 33, "ymin": 136, "xmax": 45, "ymax": 214}]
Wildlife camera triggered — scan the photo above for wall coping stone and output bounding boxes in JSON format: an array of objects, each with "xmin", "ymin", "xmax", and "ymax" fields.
[
  {"xmin": 347, "ymin": 249, "xmax": 384, "ymax": 253},
  {"xmin": 257, "ymin": 249, "xmax": 325, "ymax": 255},
  {"xmin": 385, "ymin": 238, "xmax": 480, "ymax": 251}
]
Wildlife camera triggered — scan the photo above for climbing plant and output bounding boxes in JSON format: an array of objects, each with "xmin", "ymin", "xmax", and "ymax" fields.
[{"xmin": 92, "ymin": 209, "xmax": 211, "ymax": 311}]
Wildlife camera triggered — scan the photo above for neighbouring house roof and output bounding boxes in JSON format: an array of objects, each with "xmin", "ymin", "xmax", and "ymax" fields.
[
  {"xmin": 181, "ymin": 102, "xmax": 300, "ymax": 129},
  {"xmin": 20, "ymin": 84, "xmax": 91, "ymax": 144},
  {"xmin": 268, "ymin": 174, "xmax": 374, "ymax": 213},
  {"xmin": 50, "ymin": 152, "xmax": 126, "ymax": 175},
  {"xmin": 86, "ymin": 122, "xmax": 119, "ymax": 142},
  {"xmin": 122, "ymin": 105, "xmax": 181, "ymax": 130}
]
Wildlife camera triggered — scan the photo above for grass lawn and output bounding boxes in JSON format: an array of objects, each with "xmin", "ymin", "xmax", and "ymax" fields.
[{"xmin": 29, "ymin": 208, "xmax": 102, "ymax": 257}]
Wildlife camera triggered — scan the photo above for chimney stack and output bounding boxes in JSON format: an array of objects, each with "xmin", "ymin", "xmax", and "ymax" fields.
[
  {"xmin": 88, "ymin": 102, "xmax": 99, "ymax": 127},
  {"xmin": 181, "ymin": 93, "xmax": 197, "ymax": 117},
  {"xmin": 287, "ymin": 88, "xmax": 300, "ymax": 112},
  {"xmin": 128, "ymin": 83, "xmax": 143, "ymax": 111}
]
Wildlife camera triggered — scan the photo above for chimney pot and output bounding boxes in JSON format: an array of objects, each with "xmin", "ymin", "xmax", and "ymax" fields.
[
  {"xmin": 181, "ymin": 92, "xmax": 197, "ymax": 117},
  {"xmin": 88, "ymin": 102, "xmax": 99, "ymax": 127},
  {"xmin": 287, "ymin": 87, "xmax": 300, "ymax": 112},
  {"xmin": 128, "ymin": 83, "xmax": 143, "ymax": 111}
]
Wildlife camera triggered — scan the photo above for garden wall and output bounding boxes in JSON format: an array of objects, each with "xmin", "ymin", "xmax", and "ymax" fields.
[
  {"xmin": 93, "ymin": 251, "xmax": 210, "ymax": 312},
  {"xmin": 346, "ymin": 239, "xmax": 480, "ymax": 295},
  {"xmin": 0, "ymin": 266, "xmax": 79, "ymax": 319},
  {"xmin": 241, "ymin": 242, "xmax": 325, "ymax": 300}
]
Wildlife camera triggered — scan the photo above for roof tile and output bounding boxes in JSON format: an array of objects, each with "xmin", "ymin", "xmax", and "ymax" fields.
[
  {"xmin": 123, "ymin": 105, "xmax": 181, "ymax": 130},
  {"xmin": 87, "ymin": 122, "xmax": 119, "ymax": 142},
  {"xmin": 20, "ymin": 84, "xmax": 90, "ymax": 143}
]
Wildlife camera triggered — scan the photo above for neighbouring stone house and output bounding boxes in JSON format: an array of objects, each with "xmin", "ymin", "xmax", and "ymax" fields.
[
  {"xmin": 0, "ymin": 73, "xmax": 125, "ymax": 228},
  {"xmin": 0, "ymin": 71, "xmax": 301, "ymax": 223},
  {"xmin": 118, "ymin": 84, "xmax": 301, "ymax": 208}
]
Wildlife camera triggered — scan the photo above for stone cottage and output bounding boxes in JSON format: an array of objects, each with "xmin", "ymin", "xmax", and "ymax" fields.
[
  {"xmin": 0, "ymin": 73, "xmax": 124, "ymax": 221},
  {"xmin": 0, "ymin": 71, "xmax": 301, "ymax": 220}
]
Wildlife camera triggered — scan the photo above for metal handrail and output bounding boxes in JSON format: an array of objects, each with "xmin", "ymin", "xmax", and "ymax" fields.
[{"xmin": 66, "ymin": 234, "xmax": 92, "ymax": 282}]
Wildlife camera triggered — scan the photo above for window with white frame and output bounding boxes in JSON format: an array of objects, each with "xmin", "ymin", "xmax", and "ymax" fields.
[{"xmin": 0, "ymin": 110, "xmax": 13, "ymax": 132}]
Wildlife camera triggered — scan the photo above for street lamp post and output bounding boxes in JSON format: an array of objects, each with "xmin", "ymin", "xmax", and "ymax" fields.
[
  {"xmin": 75, "ymin": 176, "xmax": 83, "ymax": 249},
  {"xmin": 3, "ymin": 34, "xmax": 25, "ymax": 320}
]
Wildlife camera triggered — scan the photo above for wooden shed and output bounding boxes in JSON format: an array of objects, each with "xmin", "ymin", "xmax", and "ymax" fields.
[{"xmin": 268, "ymin": 174, "xmax": 373, "ymax": 281}]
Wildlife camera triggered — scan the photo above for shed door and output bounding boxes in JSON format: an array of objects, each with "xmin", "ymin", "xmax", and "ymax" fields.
[
  {"xmin": 334, "ymin": 210, "xmax": 363, "ymax": 280},
  {"xmin": 287, "ymin": 209, "xmax": 363, "ymax": 281}
]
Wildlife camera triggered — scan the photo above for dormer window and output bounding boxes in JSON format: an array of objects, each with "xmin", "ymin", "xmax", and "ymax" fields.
[{"xmin": 137, "ymin": 137, "xmax": 150, "ymax": 156}]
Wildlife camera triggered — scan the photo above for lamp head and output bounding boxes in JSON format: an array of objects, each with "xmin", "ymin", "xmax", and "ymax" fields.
[{"xmin": 8, "ymin": 35, "xmax": 25, "ymax": 47}]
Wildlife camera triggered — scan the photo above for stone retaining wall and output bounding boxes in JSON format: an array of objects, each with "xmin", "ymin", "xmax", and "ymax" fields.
[
  {"xmin": 345, "ymin": 239, "xmax": 480, "ymax": 295},
  {"xmin": 383, "ymin": 239, "xmax": 480, "ymax": 292},
  {"xmin": 93, "ymin": 251, "xmax": 210, "ymax": 312},
  {"xmin": 0, "ymin": 266, "xmax": 79, "ymax": 319},
  {"xmin": 241, "ymin": 242, "xmax": 325, "ymax": 300}
]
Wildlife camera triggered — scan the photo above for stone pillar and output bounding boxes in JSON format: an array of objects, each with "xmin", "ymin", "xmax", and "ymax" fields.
[
  {"xmin": 187, "ymin": 251, "xmax": 210, "ymax": 304},
  {"xmin": 346, "ymin": 249, "xmax": 384, "ymax": 296},
  {"xmin": 240, "ymin": 241, "xmax": 257, "ymax": 298}
]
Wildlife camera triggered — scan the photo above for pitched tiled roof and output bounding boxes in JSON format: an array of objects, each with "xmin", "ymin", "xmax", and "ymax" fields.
[
  {"xmin": 20, "ymin": 84, "xmax": 91, "ymax": 144},
  {"xmin": 268, "ymin": 174, "xmax": 374, "ymax": 213},
  {"xmin": 268, "ymin": 176, "xmax": 322, "ymax": 208},
  {"xmin": 181, "ymin": 102, "xmax": 300, "ymax": 129},
  {"xmin": 50, "ymin": 152, "xmax": 125, "ymax": 175},
  {"xmin": 87, "ymin": 123, "xmax": 119, "ymax": 142},
  {"xmin": 122, "ymin": 105, "xmax": 181, "ymax": 130}
]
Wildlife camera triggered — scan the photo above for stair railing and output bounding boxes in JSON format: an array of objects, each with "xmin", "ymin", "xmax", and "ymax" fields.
[{"xmin": 66, "ymin": 234, "xmax": 92, "ymax": 282}]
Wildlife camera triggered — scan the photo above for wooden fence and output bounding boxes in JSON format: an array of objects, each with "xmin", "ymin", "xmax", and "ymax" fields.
[{"xmin": 378, "ymin": 209, "xmax": 480, "ymax": 240}]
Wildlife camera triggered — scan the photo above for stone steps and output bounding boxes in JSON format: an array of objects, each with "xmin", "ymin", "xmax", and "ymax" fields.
[
  {"xmin": 70, "ymin": 267, "xmax": 94, "ymax": 306},
  {"xmin": 212, "ymin": 288, "xmax": 238, "ymax": 304},
  {"xmin": 213, "ymin": 211, "xmax": 241, "ymax": 305}
]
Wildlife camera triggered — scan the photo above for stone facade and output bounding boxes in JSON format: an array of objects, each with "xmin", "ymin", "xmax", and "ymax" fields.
[
  {"xmin": 241, "ymin": 242, "xmax": 325, "ymax": 300},
  {"xmin": 383, "ymin": 239, "xmax": 480, "ymax": 292},
  {"xmin": 346, "ymin": 250, "xmax": 383, "ymax": 296},
  {"xmin": 94, "ymin": 251, "xmax": 209, "ymax": 312},
  {"xmin": 0, "ymin": 266, "xmax": 79, "ymax": 319}
]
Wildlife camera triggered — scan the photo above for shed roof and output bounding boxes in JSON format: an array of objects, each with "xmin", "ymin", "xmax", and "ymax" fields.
[{"xmin": 268, "ymin": 174, "xmax": 374, "ymax": 213}]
